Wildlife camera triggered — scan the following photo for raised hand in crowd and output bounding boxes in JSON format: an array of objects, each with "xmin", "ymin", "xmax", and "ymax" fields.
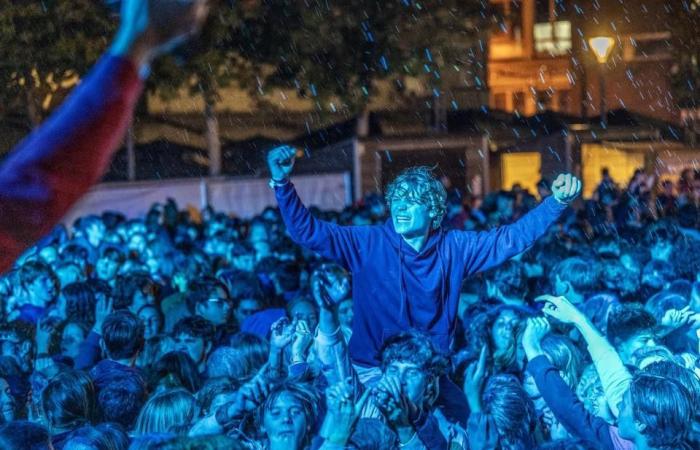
[
  {"xmin": 319, "ymin": 379, "xmax": 371, "ymax": 447},
  {"xmin": 34, "ymin": 318, "xmax": 54, "ymax": 355},
  {"xmin": 267, "ymin": 145, "xmax": 298, "ymax": 183},
  {"xmin": 267, "ymin": 317, "xmax": 296, "ymax": 376},
  {"xmin": 216, "ymin": 372, "xmax": 271, "ymax": 426},
  {"xmin": 660, "ymin": 305, "xmax": 698, "ymax": 330},
  {"xmin": 311, "ymin": 264, "xmax": 351, "ymax": 338},
  {"xmin": 536, "ymin": 294, "xmax": 585, "ymax": 325},
  {"xmin": 551, "ymin": 173, "xmax": 582, "ymax": 205},
  {"xmin": 311, "ymin": 265, "xmax": 350, "ymax": 311},
  {"xmin": 111, "ymin": 0, "xmax": 210, "ymax": 70},
  {"xmin": 290, "ymin": 319, "xmax": 313, "ymax": 365},
  {"xmin": 269, "ymin": 317, "xmax": 296, "ymax": 351},
  {"xmin": 374, "ymin": 373, "xmax": 422, "ymax": 441},
  {"xmin": 92, "ymin": 295, "xmax": 114, "ymax": 335},
  {"xmin": 463, "ymin": 346, "xmax": 488, "ymax": 413},
  {"xmin": 521, "ymin": 317, "xmax": 551, "ymax": 361}
]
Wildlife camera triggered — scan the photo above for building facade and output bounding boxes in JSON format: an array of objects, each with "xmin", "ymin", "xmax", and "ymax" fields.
[
  {"xmin": 487, "ymin": 0, "xmax": 696, "ymax": 196},
  {"xmin": 488, "ymin": 0, "xmax": 677, "ymax": 122}
]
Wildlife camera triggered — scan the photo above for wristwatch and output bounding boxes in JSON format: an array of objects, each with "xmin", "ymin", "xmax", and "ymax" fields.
[{"xmin": 269, "ymin": 178, "xmax": 290, "ymax": 189}]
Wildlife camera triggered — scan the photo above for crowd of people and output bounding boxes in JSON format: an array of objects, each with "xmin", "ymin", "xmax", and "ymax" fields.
[
  {"xmin": 0, "ymin": 160, "xmax": 697, "ymax": 449},
  {"xmin": 0, "ymin": 0, "xmax": 699, "ymax": 448}
]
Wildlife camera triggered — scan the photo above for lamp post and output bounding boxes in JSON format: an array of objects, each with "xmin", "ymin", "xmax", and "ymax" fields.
[{"xmin": 588, "ymin": 36, "xmax": 615, "ymax": 126}]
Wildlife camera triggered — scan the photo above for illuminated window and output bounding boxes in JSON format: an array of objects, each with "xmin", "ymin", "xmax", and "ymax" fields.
[
  {"xmin": 581, "ymin": 144, "xmax": 645, "ymax": 198},
  {"xmin": 501, "ymin": 152, "xmax": 542, "ymax": 195},
  {"xmin": 534, "ymin": 21, "xmax": 572, "ymax": 55}
]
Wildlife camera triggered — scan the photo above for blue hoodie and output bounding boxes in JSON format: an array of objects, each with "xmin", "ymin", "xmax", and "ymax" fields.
[{"xmin": 275, "ymin": 182, "xmax": 567, "ymax": 367}]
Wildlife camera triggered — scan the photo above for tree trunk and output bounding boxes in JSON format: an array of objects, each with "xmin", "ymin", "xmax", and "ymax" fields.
[
  {"xmin": 205, "ymin": 101, "xmax": 221, "ymax": 177},
  {"xmin": 25, "ymin": 80, "xmax": 42, "ymax": 128},
  {"xmin": 356, "ymin": 108, "xmax": 370, "ymax": 137}
]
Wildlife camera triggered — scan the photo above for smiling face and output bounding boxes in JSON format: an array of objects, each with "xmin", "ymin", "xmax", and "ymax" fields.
[
  {"xmin": 390, "ymin": 184, "xmax": 434, "ymax": 240},
  {"xmin": 618, "ymin": 331, "xmax": 656, "ymax": 364}
]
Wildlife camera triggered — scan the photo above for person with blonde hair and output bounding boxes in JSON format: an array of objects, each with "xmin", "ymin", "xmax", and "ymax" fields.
[{"xmin": 133, "ymin": 388, "xmax": 198, "ymax": 436}]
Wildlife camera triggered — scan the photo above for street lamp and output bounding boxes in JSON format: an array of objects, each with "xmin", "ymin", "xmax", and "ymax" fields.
[{"xmin": 588, "ymin": 36, "xmax": 615, "ymax": 126}]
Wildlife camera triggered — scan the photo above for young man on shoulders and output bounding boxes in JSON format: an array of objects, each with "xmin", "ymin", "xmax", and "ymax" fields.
[{"xmin": 268, "ymin": 145, "xmax": 581, "ymax": 425}]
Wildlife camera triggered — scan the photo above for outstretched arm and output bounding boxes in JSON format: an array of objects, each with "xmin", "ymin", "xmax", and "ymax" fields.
[
  {"xmin": 461, "ymin": 174, "xmax": 580, "ymax": 275},
  {"xmin": 522, "ymin": 318, "xmax": 617, "ymax": 450},
  {"xmin": 269, "ymin": 146, "xmax": 366, "ymax": 270},
  {"xmin": 0, "ymin": 0, "xmax": 209, "ymax": 273},
  {"xmin": 311, "ymin": 269, "xmax": 355, "ymax": 387},
  {"xmin": 539, "ymin": 295, "xmax": 631, "ymax": 418}
]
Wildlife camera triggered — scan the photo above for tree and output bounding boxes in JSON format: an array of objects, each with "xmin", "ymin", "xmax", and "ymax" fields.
[
  {"xmin": 671, "ymin": 1, "xmax": 700, "ymax": 109},
  {"xmin": 236, "ymin": 0, "xmax": 488, "ymax": 113},
  {"xmin": 149, "ymin": 0, "xmax": 490, "ymax": 174},
  {"xmin": 149, "ymin": 2, "xmax": 245, "ymax": 176},
  {"xmin": 0, "ymin": 0, "xmax": 114, "ymax": 127}
]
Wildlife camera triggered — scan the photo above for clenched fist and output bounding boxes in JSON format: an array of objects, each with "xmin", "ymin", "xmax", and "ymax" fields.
[
  {"xmin": 267, "ymin": 145, "xmax": 297, "ymax": 182},
  {"xmin": 551, "ymin": 173, "xmax": 581, "ymax": 205}
]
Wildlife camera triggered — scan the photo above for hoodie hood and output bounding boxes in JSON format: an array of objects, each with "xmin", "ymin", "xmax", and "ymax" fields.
[
  {"xmin": 382, "ymin": 218, "xmax": 443, "ymax": 256},
  {"xmin": 380, "ymin": 219, "xmax": 450, "ymax": 344}
]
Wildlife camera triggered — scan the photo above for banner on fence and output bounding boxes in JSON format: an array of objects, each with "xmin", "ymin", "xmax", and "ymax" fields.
[{"xmin": 61, "ymin": 173, "xmax": 350, "ymax": 227}]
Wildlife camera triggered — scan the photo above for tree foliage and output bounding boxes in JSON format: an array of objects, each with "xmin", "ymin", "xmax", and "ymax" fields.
[
  {"xmin": 671, "ymin": 0, "xmax": 700, "ymax": 108},
  {"xmin": 0, "ymin": 0, "xmax": 114, "ymax": 126},
  {"xmin": 150, "ymin": 0, "xmax": 489, "ymax": 113}
]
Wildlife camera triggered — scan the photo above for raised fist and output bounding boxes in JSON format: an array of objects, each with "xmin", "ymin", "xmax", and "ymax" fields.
[
  {"xmin": 551, "ymin": 173, "xmax": 581, "ymax": 205},
  {"xmin": 267, "ymin": 145, "xmax": 297, "ymax": 182}
]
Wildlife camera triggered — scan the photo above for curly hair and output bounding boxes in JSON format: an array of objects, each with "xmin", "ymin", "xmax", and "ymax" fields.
[
  {"xmin": 379, "ymin": 330, "xmax": 448, "ymax": 379},
  {"xmin": 463, "ymin": 307, "xmax": 525, "ymax": 375},
  {"xmin": 576, "ymin": 364, "xmax": 607, "ymax": 419},
  {"xmin": 385, "ymin": 166, "xmax": 447, "ymax": 229}
]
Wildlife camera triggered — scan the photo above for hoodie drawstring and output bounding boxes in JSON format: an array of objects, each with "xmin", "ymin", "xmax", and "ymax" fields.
[{"xmin": 398, "ymin": 238, "xmax": 409, "ymax": 324}]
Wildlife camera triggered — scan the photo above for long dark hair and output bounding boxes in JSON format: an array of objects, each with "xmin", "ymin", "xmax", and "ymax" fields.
[{"xmin": 41, "ymin": 371, "xmax": 96, "ymax": 432}]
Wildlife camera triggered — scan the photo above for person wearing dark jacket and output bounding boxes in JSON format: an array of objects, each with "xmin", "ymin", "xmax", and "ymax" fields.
[{"xmin": 0, "ymin": 0, "xmax": 210, "ymax": 274}]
